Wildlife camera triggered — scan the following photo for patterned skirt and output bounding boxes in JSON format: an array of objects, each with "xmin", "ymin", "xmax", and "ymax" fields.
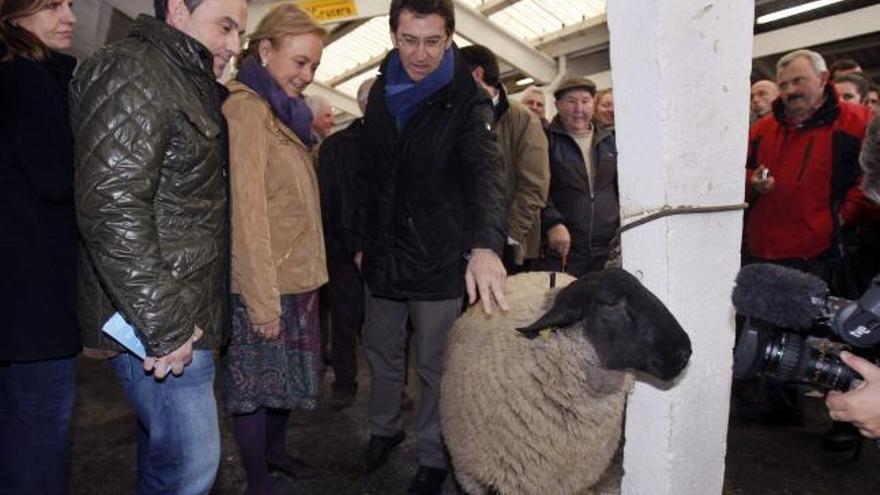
[{"xmin": 223, "ymin": 291, "xmax": 323, "ymax": 415}]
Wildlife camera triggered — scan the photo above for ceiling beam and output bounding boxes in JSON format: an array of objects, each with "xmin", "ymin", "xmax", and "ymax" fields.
[
  {"xmin": 303, "ymin": 82, "xmax": 361, "ymax": 117},
  {"xmin": 326, "ymin": 19, "xmax": 371, "ymax": 45},
  {"xmin": 453, "ymin": 0, "xmax": 557, "ymax": 83},
  {"xmin": 325, "ymin": 1, "xmax": 560, "ymax": 87},
  {"xmin": 753, "ymin": 3, "xmax": 880, "ymax": 58},
  {"xmin": 327, "ymin": 52, "xmax": 388, "ymax": 86},
  {"xmin": 532, "ymin": 14, "xmax": 608, "ymax": 58},
  {"xmin": 478, "ymin": 0, "xmax": 523, "ymax": 16}
]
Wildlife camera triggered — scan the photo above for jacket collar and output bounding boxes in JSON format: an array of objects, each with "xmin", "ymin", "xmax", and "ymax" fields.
[
  {"xmin": 548, "ymin": 115, "xmax": 612, "ymax": 146},
  {"xmin": 128, "ymin": 14, "xmax": 215, "ymax": 80},
  {"xmin": 43, "ymin": 50, "xmax": 78, "ymax": 81},
  {"xmin": 227, "ymin": 80, "xmax": 308, "ymax": 150},
  {"xmin": 771, "ymin": 83, "xmax": 841, "ymax": 129},
  {"xmin": 492, "ymin": 84, "xmax": 510, "ymax": 123}
]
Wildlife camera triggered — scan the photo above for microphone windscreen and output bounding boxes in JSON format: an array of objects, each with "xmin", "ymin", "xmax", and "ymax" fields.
[{"xmin": 732, "ymin": 264, "xmax": 828, "ymax": 328}]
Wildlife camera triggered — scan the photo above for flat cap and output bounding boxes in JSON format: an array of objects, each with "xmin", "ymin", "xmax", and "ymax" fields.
[{"xmin": 553, "ymin": 77, "xmax": 597, "ymax": 99}]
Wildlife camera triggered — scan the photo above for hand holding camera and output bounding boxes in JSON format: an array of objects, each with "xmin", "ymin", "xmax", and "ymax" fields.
[
  {"xmin": 732, "ymin": 263, "xmax": 880, "ymax": 442},
  {"xmin": 731, "ymin": 264, "xmax": 880, "ymax": 392},
  {"xmin": 827, "ymin": 352, "xmax": 880, "ymax": 439},
  {"xmin": 750, "ymin": 165, "xmax": 775, "ymax": 194}
]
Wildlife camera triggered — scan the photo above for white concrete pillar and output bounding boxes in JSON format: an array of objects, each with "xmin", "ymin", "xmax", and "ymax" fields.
[{"xmin": 606, "ymin": 2, "xmax": 754, "ymax": 494}]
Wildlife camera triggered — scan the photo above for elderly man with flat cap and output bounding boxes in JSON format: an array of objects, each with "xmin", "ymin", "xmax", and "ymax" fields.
[{"xmin": 537, "ymin": 77, "xmax": 619, "ymax": 276}]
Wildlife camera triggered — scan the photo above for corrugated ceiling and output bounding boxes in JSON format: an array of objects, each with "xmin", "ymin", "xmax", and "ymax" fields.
[
  {"xmin": 489, "ymin": 0, "xmax": 605, "ymax": 40},
  {"xmin": 316, "ymin": 0, "xmax": 606, "ymax": 98}
]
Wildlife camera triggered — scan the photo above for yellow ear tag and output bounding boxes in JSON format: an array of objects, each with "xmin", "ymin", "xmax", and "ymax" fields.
[{"xmin": 538, "ymin": 328, "xmax": 553, "ymax": 339}]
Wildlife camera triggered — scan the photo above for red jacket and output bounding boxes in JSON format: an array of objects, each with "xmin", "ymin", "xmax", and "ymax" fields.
[{"xmin": 745, "ymin": 85, "xmax": 867, "ymax": 260}]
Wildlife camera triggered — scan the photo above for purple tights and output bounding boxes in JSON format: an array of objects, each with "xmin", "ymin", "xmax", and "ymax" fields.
[{"xmin": 232, "ymin": 408, "xmax": 292, "ymax": 495}]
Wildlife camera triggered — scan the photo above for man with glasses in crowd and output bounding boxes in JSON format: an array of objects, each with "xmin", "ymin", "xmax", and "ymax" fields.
[{"xmin": 355, "ymin": 0, "xmax": 507, "ymax": 493}]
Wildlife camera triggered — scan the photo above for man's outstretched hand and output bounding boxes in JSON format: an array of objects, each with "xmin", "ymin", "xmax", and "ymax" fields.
[{"xmin": 465, "ymin": 248, "xmax": 509, "ymax": 315}]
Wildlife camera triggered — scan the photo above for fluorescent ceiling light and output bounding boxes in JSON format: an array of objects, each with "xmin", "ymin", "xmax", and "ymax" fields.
[
  {"xmin": 756, "ymin": 0, "xmax": 847, "ymax": 25},
  {"xmin": 516, "ymin": 77, "xmax": 535, "ymax": 86}
]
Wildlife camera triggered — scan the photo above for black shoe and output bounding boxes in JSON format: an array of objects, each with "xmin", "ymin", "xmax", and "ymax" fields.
[
  {"xmin": 266, "ymin": 454, "xmax": 318, "ymax": 480},
  {"xmin": 362, "ymin": 431, "xmax": 405, "ymax": 474},
  {"xmin": 822, "ymin": 421, "xmax": 861, "ymax": 451},
  {"xmin": 330, "ymin": 384, "xmax": 357, "ymax": 411},
  {"xmin": 407, "ymin": 466, "xmax": 448, "ymax": 495}
]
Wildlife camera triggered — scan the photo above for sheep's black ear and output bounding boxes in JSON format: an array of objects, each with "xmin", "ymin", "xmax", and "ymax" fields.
[{"xmin": 516, "ymin": 277, "xmax": 594, "ymax": 338}]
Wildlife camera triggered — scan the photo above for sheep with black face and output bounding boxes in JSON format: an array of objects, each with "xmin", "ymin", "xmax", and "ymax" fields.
[{"xmin": 440, "ymin": 269, "xmax": 692, "ymax": 495}]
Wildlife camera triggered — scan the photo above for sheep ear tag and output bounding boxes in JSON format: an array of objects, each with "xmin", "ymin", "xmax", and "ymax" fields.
[{"xmin": 516, "ymin": 276, "xmax": 590, "ymax": 338}]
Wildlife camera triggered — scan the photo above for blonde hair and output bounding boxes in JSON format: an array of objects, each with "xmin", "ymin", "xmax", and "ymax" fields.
[
  {"xmin": 0, "ymin": 0, "xmax": 52, "ymax": 61},
  {"xmin": 594, "ymin": 88, "xmax": 612, "ymax": 110},
  {"xmin": 239, "ymin": 3, "xmax": 326, "ymax": 66}
]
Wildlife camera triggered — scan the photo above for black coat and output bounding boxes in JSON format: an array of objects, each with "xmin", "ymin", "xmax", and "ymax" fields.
[
  {"xmin": 0, "ymin": 44, "xmax": 81, "ymax": 361},
  {"xmin": 541, "ymin": 118, "xmax": 619, "ymax": 276},
  {"xmin": 359, "ymin": 48, "xmax": 507, "ymax": 300},
  {"xmin": 318, "ymin": 119, "xmax": 364, "ymax": 262}
]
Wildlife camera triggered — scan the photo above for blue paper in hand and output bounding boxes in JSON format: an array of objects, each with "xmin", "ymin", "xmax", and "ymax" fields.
[{"xmin": 102, "ymin": 312, "xmax": 147, "ymax": 359}]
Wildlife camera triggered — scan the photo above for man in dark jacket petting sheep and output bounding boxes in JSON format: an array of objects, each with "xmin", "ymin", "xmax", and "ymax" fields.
[{"xmin": 355, "ymin": 0, "xmax": 508, "ymax": 492}]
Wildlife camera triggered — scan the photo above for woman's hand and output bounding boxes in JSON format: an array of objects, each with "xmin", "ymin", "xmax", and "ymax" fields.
[{"xmin": 251, "ymin": 318, "xmax": 281, "ymax": 340}]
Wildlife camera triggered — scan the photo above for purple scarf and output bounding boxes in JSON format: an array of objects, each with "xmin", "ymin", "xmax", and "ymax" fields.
[{"xmin": 236, "ymin": 55, "xmax": 315, "ymax": 148}]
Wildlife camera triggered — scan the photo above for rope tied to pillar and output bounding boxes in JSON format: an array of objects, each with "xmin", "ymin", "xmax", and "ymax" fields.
[
  {"xmin": 619, "ymin": 202, "xmax": 748, "ymax": 233},
  {"xmin": 601, "ymin": 203, "xmax": 748, "ymax": 269}
]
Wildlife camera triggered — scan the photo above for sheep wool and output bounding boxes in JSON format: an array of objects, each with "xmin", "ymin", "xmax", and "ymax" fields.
[{"xmin": 441, "ymin": 272, "xmax": 633, "ymax": 495}]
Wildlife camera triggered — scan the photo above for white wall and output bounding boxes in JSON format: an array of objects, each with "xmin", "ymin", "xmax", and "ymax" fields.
[{"xmin": 608, "ymin": 0, "xmax": 754, "ymax": 493}]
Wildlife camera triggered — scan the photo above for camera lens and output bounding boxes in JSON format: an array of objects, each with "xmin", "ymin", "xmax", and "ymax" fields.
[
  {"xmin": 804, "ymin": 347, "xmax": 858, "ymax": 390},
  {"xmin": 734, "ymin": 319, "xmax": 860, "ymax": 391}
]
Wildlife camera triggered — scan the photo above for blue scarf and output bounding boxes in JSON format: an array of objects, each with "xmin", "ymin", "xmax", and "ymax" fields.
[
  {"xmin": 384, "ymin": 47, "xmax": 455, "ymax": 129},
  {"xmin": 236, "ymin": 56, "xmax": 315, "ymax": 148}
]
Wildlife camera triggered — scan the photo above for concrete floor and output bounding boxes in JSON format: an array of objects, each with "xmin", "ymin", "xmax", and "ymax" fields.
[{"xmin": 69, "ymin": 354, "xmax": 880, "ymax": 495}]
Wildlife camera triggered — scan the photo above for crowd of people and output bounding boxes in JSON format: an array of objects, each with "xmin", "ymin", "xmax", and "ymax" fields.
[
  {"xmin": 1, "ymin": 0, "xmax": 879, "ymax": 494},
  {"xmin": 743, "ymin": 49, "xmax": 880, "ymax": 450}
]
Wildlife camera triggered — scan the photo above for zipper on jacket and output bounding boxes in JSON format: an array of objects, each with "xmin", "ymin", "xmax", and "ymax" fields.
[
  {"xmin": 796, "ymin": 135, "xmax": 815, "ymax": 181},
  {"xmin": 587, "ymin": 130, "xmax": 612, "ymax": 200},
  {"xmin": 587, "ymin": 131, "xmax": 613, "ymax": 257},
  {"xmin": 588, "ymin": 195, "xmax": 596, "ymax": 257}
]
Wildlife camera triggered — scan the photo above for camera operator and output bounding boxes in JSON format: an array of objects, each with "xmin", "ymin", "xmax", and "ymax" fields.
[{"xmin": 826, "ymin": 115, "xmax": 880, "ymax": 439}]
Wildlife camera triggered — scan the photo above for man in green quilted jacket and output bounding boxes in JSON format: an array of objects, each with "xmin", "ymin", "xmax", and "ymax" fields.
[{"xmin": 69, "ymin": 1, "xmax": 246, "ymax": 493}]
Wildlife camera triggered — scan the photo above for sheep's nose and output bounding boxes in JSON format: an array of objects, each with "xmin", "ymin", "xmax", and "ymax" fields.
[{"xmin": 677, "ymin": 347, "xmax": 692, "ymax": 366}]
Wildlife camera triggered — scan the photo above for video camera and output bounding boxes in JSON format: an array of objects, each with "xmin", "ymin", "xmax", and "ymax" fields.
[{"xmin": 732, "ymin": 264, "xmax": 880, "ymax": 391}]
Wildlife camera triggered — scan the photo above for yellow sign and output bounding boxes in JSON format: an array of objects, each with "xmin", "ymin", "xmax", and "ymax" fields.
[{"xmin": 298, "ymin": 0, "xmax": 359, "ymax": 22}]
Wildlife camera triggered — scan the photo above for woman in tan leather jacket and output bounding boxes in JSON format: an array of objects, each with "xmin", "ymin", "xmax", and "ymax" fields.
[{"xmin": 221, "ymin": 5, "xmax": 328, "ymax": 494}]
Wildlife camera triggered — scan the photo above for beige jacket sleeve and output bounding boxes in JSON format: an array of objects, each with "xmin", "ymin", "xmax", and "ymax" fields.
[
  {"xmin": 224, "ymin": 95, "xmax": 280, "ymax": 324},
  {"xmin": 508, "ymin": 111, "xmax": 550, "ymax": 246}
]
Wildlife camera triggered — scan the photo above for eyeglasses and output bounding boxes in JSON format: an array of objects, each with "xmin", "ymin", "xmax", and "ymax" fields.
[{"xmin": 395, "ymin": 34, "xmax": 447, "ymax": 53}]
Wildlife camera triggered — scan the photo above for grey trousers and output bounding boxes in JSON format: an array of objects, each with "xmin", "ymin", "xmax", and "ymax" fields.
[{"xmin": 362, "ymin": 285, "xmax": 462, "ymax": 469}]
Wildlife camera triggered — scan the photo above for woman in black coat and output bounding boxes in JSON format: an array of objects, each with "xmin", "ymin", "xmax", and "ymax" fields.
[{"xmin": 0, "ymin": 1, "xmax": 79, "ymax": 493}]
